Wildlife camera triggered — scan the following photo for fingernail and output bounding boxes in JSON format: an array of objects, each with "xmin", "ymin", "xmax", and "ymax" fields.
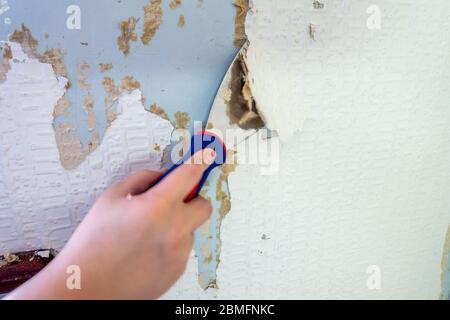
[{"xmin": 203, "ymin": 149, "xmax": 216, "ymax": 165}]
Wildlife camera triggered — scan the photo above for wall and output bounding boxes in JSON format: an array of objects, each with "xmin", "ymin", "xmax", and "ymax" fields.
[
  {"xmin": 214, "ymin": 0, "xmax": 450, "ymax": 299},
  {"xmin": 1, "ymin": 0, "xmax": 450, "ymax": 299}
]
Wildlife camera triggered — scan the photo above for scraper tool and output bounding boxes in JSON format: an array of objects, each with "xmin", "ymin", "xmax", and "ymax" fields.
[{"xmin": 152, "ymin": 44, "xmax": 268, "ymax": 201}]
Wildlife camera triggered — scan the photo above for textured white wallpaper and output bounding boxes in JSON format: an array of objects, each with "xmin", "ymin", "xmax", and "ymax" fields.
[{"xmin": 215, "ymin": 0, "xmax": 450, "ymax": 299}]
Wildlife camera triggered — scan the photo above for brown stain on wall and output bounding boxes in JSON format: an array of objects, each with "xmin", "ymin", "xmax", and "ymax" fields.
[
  {"xmin": 52, "ymin": 96, "xmax": 71, "ymax": 118},
  {"xmin": 120, "ymin": 75, "xmax": 141, "ymax": 93},
  {"xmin": 177, "ymin": 15, "xmax": 185, "ymax": 28},
  {"xmin": 9, "ymin": 25, "xmax": 39, "ymax": 59},
  {"xmin": 0, "ymin": 43, "xmax": 12, "ymax": 83},
  {"xmin": 216, "ymin": 152, "xmax": 238, "ymax": 219},
  {"xmin": 77, "ymin": 61, "xmax": 97, "ymax": 133},
  {"xmin": 9, "ymin": 25, "xmax": 104, "ymax": 170},
  {"xmin": 99, "ymin": 63, "xmax": 113, "ymax": 72},
  {"xmin": 10, "ymin": 25, "xmax": 70, "ymax": 88},
  {"xmin": 41, "ymin": 49, "xmax": 70, "ymax": 87},
  {"xmin": 174, "ymin": 111, "xmax": 190, "ymax": 129},
  {"xmin": 227, "ymin": 51, "xmax": 265, "ymax": 130},
  {"xmin": 77, "ymin": 61, "xmax": 90, "ymax": 90},
  {"xmin": 83, "ymin": 94, "xmax": 96, "ymax": 132},
  {"xmin": 117, "ymin": 17, "xmax": 139, "ymax": 56},
  {"xmin": 149, "ymin": 104, "xmax": 170, "ymax": 121},
  {"xmin": 169, "ymin": 0, "xmax": 182, "ymax": 9},
  {"xmin": 233, "ymin": 0, "xmax": 249, "ymax": 47},
  {"xmin": 141, "ymin": 0, "xmax": 163, "ymax": 45},
  {"xmin": 102, "ymin": 77, "xmax": 119, "ymax": 126}
]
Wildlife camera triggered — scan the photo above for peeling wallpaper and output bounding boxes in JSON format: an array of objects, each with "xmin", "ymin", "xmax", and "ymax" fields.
[
  {"xmin": 0, "ymin": 0, "xmax": 238, "ymax": 296},
  {"xmin": 1, "ymin": 0, "xmax": 450, "ymax": 300},
  {"xmin": 215, "ymin": 0, "xmax": 450, "ymax": 299},
  {"xmin": 0, "ymin": 42, "xmax": 173, "ymax": 252}
]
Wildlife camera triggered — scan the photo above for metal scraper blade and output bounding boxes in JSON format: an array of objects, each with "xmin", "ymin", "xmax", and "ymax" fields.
[{"xmin": 205, "ymin": 43, "xmax": 270, "ymax": 152}]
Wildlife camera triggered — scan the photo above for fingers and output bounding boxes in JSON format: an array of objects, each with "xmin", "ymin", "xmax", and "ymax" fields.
[
  {"xmin": 116, "ymin": 170, "xmax": 166, "ymax": 196},
  {"xmin": 181, "ymin": 196, "xmax": 213, "ymax": 233},
  {"xmin": 155, "ymin": 149, "xmax": 216, "ymax": 200}
]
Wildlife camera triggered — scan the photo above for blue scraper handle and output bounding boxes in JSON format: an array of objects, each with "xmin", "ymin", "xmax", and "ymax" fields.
[{"xmin": 152, "ymin": 131, "xmax": 227, "ymax": 202}]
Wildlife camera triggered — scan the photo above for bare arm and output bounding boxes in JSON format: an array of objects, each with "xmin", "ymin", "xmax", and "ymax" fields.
[{"xmin": 5, "ymin": 149, "xmax": 216, "ymax": 300}]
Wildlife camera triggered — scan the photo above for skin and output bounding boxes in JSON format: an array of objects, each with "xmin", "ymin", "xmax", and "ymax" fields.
[{"xmin": 6, "ymin": 149, "xmax": 216, "ymax": 300}]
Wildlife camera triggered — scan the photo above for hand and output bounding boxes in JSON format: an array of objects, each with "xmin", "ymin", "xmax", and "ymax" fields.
[{"xmin": 6, "ymin": 149, "xmax": 216, "ymax": 300}]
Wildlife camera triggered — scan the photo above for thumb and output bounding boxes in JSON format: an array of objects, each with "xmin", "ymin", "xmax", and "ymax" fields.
[{"xmin": 117, "ymin": 169, "xmax": 167, "ymax": 196}]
